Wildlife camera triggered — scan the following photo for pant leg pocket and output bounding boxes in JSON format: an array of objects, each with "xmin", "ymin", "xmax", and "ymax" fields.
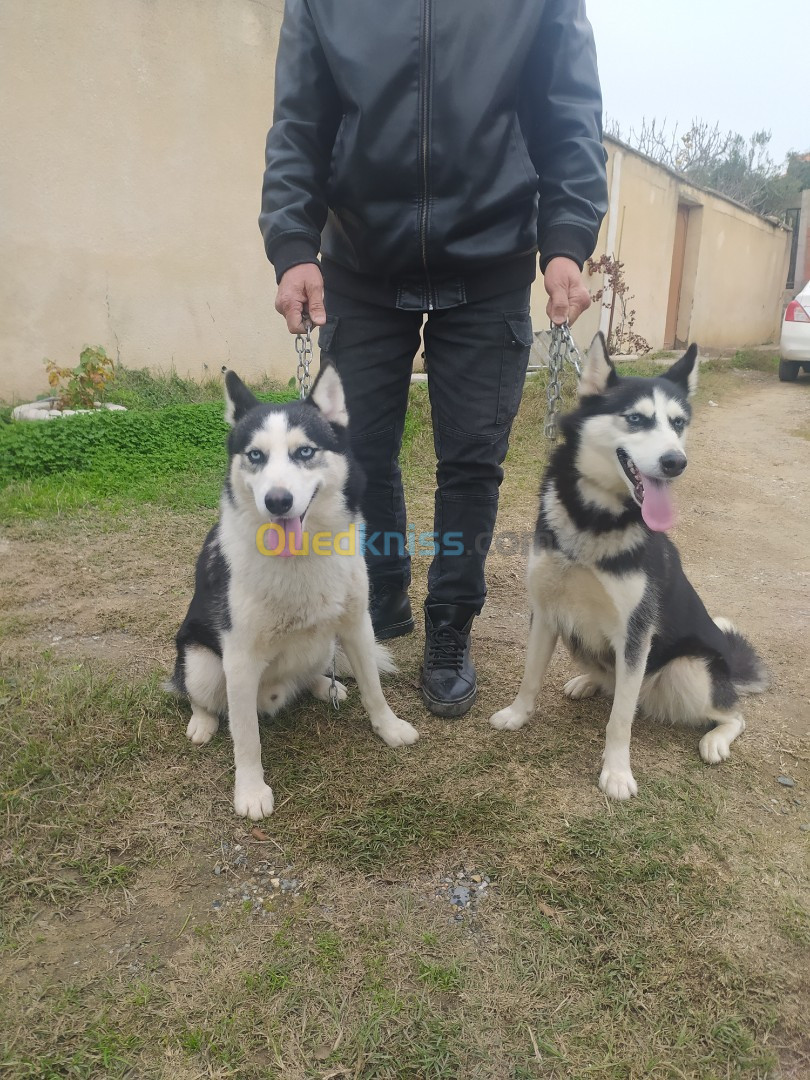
[
  {"xmin": 497, "ymin": 313, "xmax": 533, "ymax": 425},
  {"xmin": 317, "ymin": 317, "xmax": 340, "ymax": 355}
]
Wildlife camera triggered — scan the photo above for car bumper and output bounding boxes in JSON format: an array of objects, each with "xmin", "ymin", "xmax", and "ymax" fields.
[{"xmin": 780, "ymin": 322, "xmax": 810, "ymax": 361}]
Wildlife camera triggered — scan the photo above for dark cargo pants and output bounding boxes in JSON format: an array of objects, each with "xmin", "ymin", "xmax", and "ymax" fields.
[{"xmin": 318, "ymin": 286, "xmax": 532, "ymax": 612}]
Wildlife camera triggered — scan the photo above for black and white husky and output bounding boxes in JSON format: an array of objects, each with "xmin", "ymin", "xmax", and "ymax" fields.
[
  {"xmin": 169, "ymin": 363, "xmax": 418, "ymax": 820},
  {"xmin": 490, "ymin": 334, "xmax": 767, "ymax": 799}
]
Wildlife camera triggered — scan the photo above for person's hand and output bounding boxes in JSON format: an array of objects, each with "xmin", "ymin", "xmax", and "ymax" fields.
[
  {"xmin": 275, "ymin": 263, "xmax": 326, "ymax": 334},
  {"xmin": 543, "ymin": 256, "xmax": 591, "ymax": 326}
]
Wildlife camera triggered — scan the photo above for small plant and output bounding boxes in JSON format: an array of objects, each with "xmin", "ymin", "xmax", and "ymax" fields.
[
  {"xmin": 587, "ymin": 254, "xmax": 651, "ymax": 356},
  {"xmin": 45, "ymin": 345, "xmax": 115, "ymax": 410}
]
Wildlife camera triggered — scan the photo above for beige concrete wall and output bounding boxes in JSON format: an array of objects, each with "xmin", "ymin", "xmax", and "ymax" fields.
[
  {"xmin": 0, "ymin": 9, "xmax": 792, "ymax": 403},
  {"xmin": 0, "ymin": 0, "xmax": 289, "ymax": 403},
  {"xmin": 568, "ymin": 138, "xmax": 791, "ymax": 355},
  {"xmin": 688, "ymin": 197, "xmax": 790, "ymax": 348}
]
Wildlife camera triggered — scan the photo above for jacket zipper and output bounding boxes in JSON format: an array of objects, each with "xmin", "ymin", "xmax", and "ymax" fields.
[{"xmin": 418, "ymin": 0, "xmax": 433, "ymax": 310}]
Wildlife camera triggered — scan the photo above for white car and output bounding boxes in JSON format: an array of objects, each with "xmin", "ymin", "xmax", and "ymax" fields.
[{"xmin": 780, "ymin": 281, "xmax": 810, "ymax": 381}]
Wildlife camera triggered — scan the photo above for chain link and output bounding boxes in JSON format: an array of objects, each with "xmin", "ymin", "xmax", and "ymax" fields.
[
  {"xmin": 328, "ymin": 653, "xmax": 340, "ymax": 710},
  {"xmin": 544, "ymin": 322, "xmax": 583, "ymax": 441},
  {"xmin": 292, "ymin": 313, "xmax": 340, "ymax": 710},
  {"xmin": 294, "ymin": 316, "xmax": 314, "ymax": 400}
]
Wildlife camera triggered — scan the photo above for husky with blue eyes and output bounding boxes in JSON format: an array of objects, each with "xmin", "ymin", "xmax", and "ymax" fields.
[
  {"xmin": 168, "ymin": 363, "xmax": 418, "ymax": 820},
  {"xmin": 491, "ymin": 334, "xmax": 767, "ymax": 799}
]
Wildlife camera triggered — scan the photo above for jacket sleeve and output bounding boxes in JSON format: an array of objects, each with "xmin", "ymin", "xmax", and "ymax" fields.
[
  {"xmin": 259, "ymin": 0, "xmax": 343, "ymax": 282},
  {"xmin": 522, "ymin": 0, "xmax": 609, "ymax": 272}
]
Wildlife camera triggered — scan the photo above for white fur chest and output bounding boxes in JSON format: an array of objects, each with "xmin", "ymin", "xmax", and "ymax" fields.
[
  {"xmin": 527, "ymin": 547, "xmax": 646, "ymax": 653},
  {"xmin": 220, "ymin": 507, "xmax": 365, "ymax": 651}
]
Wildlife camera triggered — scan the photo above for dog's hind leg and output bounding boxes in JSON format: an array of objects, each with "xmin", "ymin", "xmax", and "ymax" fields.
[
  {"xmin": 187, "ymin": 706, "xmax": 220, "ymax": 746},
  {"xmin": 309, "ymin": 673, "xmax": 348, "ymax": 705},
  {"xmin": 183, "ymin": 644, "xmax": 225, "ymax": 745},
  {"xmin": 563, "ymin": 669, "xmax": 613, "ymax": 700},
  {"xmin": 599, "ymin": 636, "xmax": 652, "ymax": 800},
  {"xmin": 639, "ymin": 658, "xmax": 746, "ymax": 764},
  {"xmin": 490, "ymin": 608, "xmax": 557, "ymax": 730},
  {"xmin": 699, "ymin": 709, "xmax": 746, "ymax": 764}
]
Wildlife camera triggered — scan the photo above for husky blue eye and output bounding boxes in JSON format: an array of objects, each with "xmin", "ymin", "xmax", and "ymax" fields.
[
  {"xmin": 671, "ymin": 417, "xmax": 686, "ymax": 433},
  {"xmin": 294, "ymin": 446, "xmax": 316, "ymax": 461},
  {"xmin": 626, "ymin": 413, "xmax": 643, "ymax": 426},
  {"xmin": 246, "ymin": 449, "xmax": 266, "ymax": 465}
]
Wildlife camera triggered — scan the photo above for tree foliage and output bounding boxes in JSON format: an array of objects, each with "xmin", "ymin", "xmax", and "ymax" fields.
[{"xmin": 605, "ymin": 117, "xmax": 808, "ymax": 218}]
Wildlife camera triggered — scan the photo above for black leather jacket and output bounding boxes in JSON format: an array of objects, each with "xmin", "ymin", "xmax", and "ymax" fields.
[{"xmin": 260, "ymin": 0, "xmax": 608, "ymax": 309}]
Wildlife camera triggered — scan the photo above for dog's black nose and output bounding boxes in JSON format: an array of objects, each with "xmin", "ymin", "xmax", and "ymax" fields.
[
  {"xmin": 659, "ymin": 452, "xmax": 687, "ymax": 477},
  {"xmin": 265, "ymin": 488, "xmax": 294, "ymax": 516}
]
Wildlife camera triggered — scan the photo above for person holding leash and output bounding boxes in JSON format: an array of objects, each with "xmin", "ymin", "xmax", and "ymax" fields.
[{"xmin": 260, "ymin": 0, "xmax": 608, "ymax": 718}]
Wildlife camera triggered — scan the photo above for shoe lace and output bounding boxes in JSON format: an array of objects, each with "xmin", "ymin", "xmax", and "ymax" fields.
[{"xmin": 426, "ymin": 626, "xmax": 467, "ymax": 673}]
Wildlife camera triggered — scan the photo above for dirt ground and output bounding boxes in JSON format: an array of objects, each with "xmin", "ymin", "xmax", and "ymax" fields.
[{"xmin": 1, "ymin": 364, "xmax": 809, "ymax": 1077}]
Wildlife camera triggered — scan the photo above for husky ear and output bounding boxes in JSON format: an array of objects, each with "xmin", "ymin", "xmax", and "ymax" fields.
[
  {"xmin": 578, "ymin": 332, "xmax": 618, "ymax": 397},
  {"xmin": 223, "ymin": 370, "xmax": 260, "ymax": 427},
  {"xmin": 308, "ymin": 362, "xmax": 349, "ymax": 427},
  {"xmin": 662, "ymin": 344, "xmax": 699, "ymax": 398}
]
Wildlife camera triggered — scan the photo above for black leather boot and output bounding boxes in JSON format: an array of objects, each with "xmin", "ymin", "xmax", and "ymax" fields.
[
  {"xmin": 421, "ymin": 604, "xmax": 478, "ymax": 717},
  {"xmin": 369, "ymin": 583, "xmax": 414, "ymax": 641}
]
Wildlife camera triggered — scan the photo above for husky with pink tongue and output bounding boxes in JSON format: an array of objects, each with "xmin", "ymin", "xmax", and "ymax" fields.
[
  {"xmin": 491, "ymin": 333, "xmax": 768, "ymax": 800},
  {"xmin": 168, "ymin": 362, "xmax": 418, "ymax": 821}
]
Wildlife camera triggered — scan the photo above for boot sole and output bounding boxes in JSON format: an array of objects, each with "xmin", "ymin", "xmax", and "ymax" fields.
[
  {"xmin": 420, "ymin": 682, "xmax": 478, "ymax": 718},
  {"xmin": 374, "ymin": 617, "xmax": 415, "ymax": 642}
]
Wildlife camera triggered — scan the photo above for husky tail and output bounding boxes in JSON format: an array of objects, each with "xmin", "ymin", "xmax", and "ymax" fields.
[
  {"xmin": 163, "ymin": 657, "xmax": 183, "ymax": 697},
  {"xmin": 713, "ymin": 617, "xmax": 770, "ymax": 694}
]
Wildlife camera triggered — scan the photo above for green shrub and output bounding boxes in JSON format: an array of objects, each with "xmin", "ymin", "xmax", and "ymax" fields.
[{"xmin": 0, "ymin": 392, "xmax": 298, "ymax": 516}]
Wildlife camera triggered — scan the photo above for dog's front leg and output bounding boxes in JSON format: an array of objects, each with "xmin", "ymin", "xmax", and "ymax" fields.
[
  {"xmin": 599, "ymin": 637, "xmax": 652, "ymax": 800},
  {"xmin": 222, "ymin": 644, "xmax": 274, "ymax": 820},
  {"xmin": 340, "ymin": 611, "xmax": 419, "ymax": 748},
  {"xmin": 490, "ymin": 608, "xmax": 557, "ymax": 731}
]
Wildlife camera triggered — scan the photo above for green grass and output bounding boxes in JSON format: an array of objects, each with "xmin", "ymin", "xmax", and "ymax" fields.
[
  {"xmin": 617, "ymin": 348, "xmax": 780, "ymax": 379},
  {"xmin": 0, "ymin": 365, "xmax": 429, "ymax": 521},
  {"xmin": 0, "ymin": 661, "xmax": 189, "ymax": 922},
  {"xmin": 0, "ymin": 366, "xmax": 296, "ymax": 518},
  {"xmin": 105, "ymin": 364, "xmax": 289, "ymax": 411}
]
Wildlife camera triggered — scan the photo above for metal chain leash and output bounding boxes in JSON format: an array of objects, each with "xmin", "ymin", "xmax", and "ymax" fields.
[
  {"xmin": 328, "ymin": 655, "xmax": 340, "ymax": 710},
  {"xmin": 544, "ymin": 322, "xmax": 583, "ymax": 441},
  {"xmin": 294, "ymin": 314, "xmax": 314, "ymax": 400},
  {"xmin": 292, "ymin": 312, "xmax": 340, "ymax": 711}
]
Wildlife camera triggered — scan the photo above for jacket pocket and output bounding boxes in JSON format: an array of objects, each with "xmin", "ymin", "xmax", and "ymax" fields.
[
  {"xmin": 497, "ymin": 313, "xmax": 533, "ymax": 425},
  {"xmin": 326, "ymin": 115, "xmax": 349, "ymax": 200},
  {"xmin": 511, "ymin": 118, "xmax": 538, "ymax": 186}
]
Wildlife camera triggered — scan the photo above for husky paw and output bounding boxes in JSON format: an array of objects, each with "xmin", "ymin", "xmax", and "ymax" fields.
[
  {"xmin": 233, "ymin": 781, "xmax": 275, "ymax": 820},
  {"xmin": 699, "ymin": 729, "xmax": 732, "ymax": 765},
  {"xmin": 563, "ymin": 674, "xmax": 600, "ymax": 700},
  {"xmin": 374, "ymin": 714, "xmax": 419, "ymax": 748},
  {"xmin": 186, "ymin": 711, "xmax": 219, "ymax": 745},
  {"xmin": 599, "ymin": 766, "xmax": 638, "ymax": 801},
  {"xmin": 489, "ymin": 705, "xmax": 531, "ymax": 731},
  {"xmin": 311, "ymin": 675, "xmax": 348, "ymax": 704}
]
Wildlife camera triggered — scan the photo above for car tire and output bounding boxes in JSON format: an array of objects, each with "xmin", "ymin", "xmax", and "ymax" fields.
[{"xmin": 778, "ymin": 359, "xmax": 800, "ymax": 382}]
